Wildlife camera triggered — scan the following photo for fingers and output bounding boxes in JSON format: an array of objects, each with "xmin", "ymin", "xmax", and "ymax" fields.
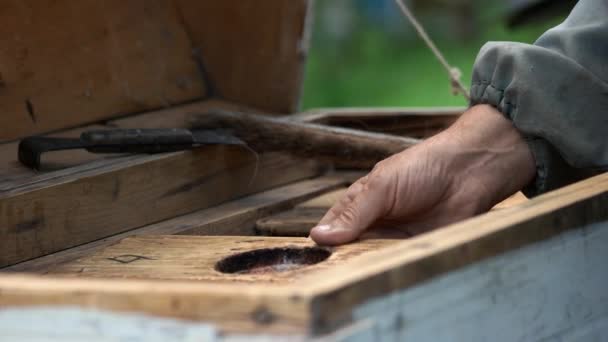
[
  {"xmin": 310, "ymin": 174, "xmax": 390, "ymax": 245},
  {"xmin": 316, "ymin": 176, "xmax": 368, "ymax": 226}
]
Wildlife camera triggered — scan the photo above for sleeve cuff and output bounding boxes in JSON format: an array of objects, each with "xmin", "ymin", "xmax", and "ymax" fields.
[{"xmin": 521, "ymin": 137, "xmax": 591, "ymax": 197}]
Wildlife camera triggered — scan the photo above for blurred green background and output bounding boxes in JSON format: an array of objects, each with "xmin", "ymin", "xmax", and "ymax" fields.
[{"xmin": 301, "ymin": 0, "xmax": 565, "ymax": 110}]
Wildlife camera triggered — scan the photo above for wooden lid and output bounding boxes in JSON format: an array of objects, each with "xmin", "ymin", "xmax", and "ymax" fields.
[{"xmin": 0, "ymin": 0, "xmax": 312, "ymax": 142}]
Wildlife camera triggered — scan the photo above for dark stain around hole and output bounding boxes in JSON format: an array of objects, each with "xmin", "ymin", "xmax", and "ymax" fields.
[
  {"xmin": 25, "ymin": 98, "xmax": 36, "ymax": 123},
  {"xmin": 215, "ymin": 247, "xmax": 331, "ymax": 274}
]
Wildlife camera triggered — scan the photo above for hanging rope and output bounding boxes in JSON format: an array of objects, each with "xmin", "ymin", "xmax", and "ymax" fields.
[{"xmin": 394, "ymin": 0, "xmax": 470, "ymax": 100}]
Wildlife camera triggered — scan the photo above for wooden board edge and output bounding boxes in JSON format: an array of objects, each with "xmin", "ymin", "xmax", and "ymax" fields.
[
  {"xmin": 300, "ymin": 172, "xmax": 608, "ymax": 334},
  {"xmin": 3, "ymin": 175, "xmax": 349, "ymax": 273},
  {"xmin": 0, "ymin": 274, "xmax": 312, "ymax": 334},
  {"xmin": 0, "ymin": 99, "xmax": 326, "ymax": 267}
]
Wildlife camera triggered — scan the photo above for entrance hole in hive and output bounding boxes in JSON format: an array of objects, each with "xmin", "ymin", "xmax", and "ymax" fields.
[{"xmin": 215, "ymin": 247, "xmax": 332, "ymax": 274}]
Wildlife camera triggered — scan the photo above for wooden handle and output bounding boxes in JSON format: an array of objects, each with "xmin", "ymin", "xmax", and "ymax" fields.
[{"xmin": 190, "ymin": 110, "xmax": 420, "ymax": 169}]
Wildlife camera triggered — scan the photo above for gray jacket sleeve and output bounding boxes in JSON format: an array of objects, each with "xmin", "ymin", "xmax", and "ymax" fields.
[{"xmin": 470, "ymin": 0, "xmax": 608, "ymax": 196}]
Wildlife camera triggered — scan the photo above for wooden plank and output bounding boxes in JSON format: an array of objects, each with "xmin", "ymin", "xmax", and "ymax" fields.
[
  {"xmin": 0, "ymin": 274, "xmax": 311, "ymax": 334},
  {"xmin": 4, "ymin": 175, "xmax": 349, "ymax": 273},
  {"xmin": 0, "ymin": 0, "xmax": 206, "ymax": 141},
  {"xmin": 256, "ymin": 189, "xmax": 527, "ymax": 237},
  {"xmin": 294, "ymin": 107, "xmax": 462, "ymax": 138},
  {"xmin": 301, "ymin": 172, "xmax": 608, "ymax": 334},
  {"xmin": 335, "ymin": 221, "xmax": 608, "ymax": 341},
  {"xmin": 492, "ymin": 191, "xmax": 528, "ymax": 210},
  {"xmin": 297, "ymin": 188, "xmax": 347, "ymax": 208},
  {"xmin": 173, "ymin": 0, "xmax": 312, "ymax": 113},
  {"xmin": 0, "ymin": 308, "xmax": 219, "ymax": 341},
  {"xmin": 0, "ymin": 173, "xmax": 605, "ymax": 335},
  {"xmin": 50, "ymin": 235, "xmax": 396, "ymax": 283},
  {"xmin": 0, "ymin": 100, "xmax": 321, "ymax": 268},
  {"xmin": 256, "ymin": 207, "xmax": 327, "ymax": 237}
]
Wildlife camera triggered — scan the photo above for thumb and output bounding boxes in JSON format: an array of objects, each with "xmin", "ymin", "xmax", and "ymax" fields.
[{"xmin": 310, "ymin": 178, "xmax": 389, "ymax": 245}]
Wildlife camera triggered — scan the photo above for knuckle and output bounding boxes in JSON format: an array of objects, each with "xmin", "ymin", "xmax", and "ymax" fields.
[
  {"xmin": 338, "ymin": 193, "xmax": 355, "ymax": 207},
  {"xmin": 337, "ymin": 205, "xmax": 360, "ymax": 227},
  {"xmin": 371, "ymin": 160, "xmax": 386, "ymax": 172},
  {"xmin": 367, "ymin": 171, "xmax": 389, "ymax": 190}
]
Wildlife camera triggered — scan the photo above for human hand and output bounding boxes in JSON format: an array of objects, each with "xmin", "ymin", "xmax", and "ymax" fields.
[{"xmin": 310, "ymin": 105, "xmax": 536, "ymax": 245}]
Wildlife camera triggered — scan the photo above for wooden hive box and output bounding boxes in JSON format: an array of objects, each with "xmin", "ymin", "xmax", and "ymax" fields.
[{"xmin": 0, "ymin": 1, "xmax": 607, "ymax": 340}]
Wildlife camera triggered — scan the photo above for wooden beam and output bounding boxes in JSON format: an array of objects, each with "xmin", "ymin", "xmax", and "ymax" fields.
[
  {"xmin": 4, "ymin": 175, "xmax": 349, "ymax": 273},
  {"xmin": 0, "ymin": 100, "xmax": 321, "ymax": 268},
  {"xmin": 173, "ymin": 0, "xmax": 312, "ymax": 113},
  {"xmin": 0, "ymin": 0, "xmax": 206, "ymax": 141}
]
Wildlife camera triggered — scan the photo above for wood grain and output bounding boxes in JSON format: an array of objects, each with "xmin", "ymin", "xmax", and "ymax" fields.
[
  {"xmin": 0, "ymin": 100, "xmax": 320, "ymax": 268},
  {"xmin": 301, "ymin": 172, "xmax": 608, "ymax": 334},
  {"xmin": 256, "ymin": 189, "xmax": 527, "ymax": 237},
  {"xmin": 192, "ymin": 110, "xmax": 420, "ymax": 169},
  {"xmin": 297, "ymin": 188, "xmax": 348, "ymax": 208},
  {"xmin": 256, "ymin": 207, "xmax": 328, "ymax": 237},
  {"xmin": 0, "ymin": 274, "xmax": 310, "ymax": 334},
  {"xmin": 0, "ymin": 0, "xmax": 206, "ymax": 141},
  {"xmin": 0, "ymin": 173, "xmax": 605, "ymax": 335},
  {"xmin": 4, "ymin": 175, "xmax": 349, "ymax": 273},
  {"xmin": 50, "ymin": 235, "xmax": 396, "ymax": 283},
  {"xmin": 173, "ymin": 0, "xmax": 312, "ymax": 113}
]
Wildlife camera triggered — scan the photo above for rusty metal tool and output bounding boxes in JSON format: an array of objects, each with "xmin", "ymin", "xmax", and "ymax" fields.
[{"xmin": 18, "ymin": 128, "xmax": 245, "ymax": 170}]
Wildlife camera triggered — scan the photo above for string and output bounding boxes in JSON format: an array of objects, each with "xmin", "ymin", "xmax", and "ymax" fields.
[
  {"xmin": 240, "ymin": 144, "xmax": 260, "ymax": 189},
  {"xmin": 394, "ymin": 0, "xmax": 470, "ymax": 100}
]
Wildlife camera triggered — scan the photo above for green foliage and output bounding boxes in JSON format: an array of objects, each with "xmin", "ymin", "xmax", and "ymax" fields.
[{"xmin": 301, "ymin": 4, "xmax": 564, "ymax": 109}]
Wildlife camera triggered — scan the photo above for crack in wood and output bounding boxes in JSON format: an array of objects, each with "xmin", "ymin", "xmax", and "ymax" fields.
[{"xmin": 25, "ymin": 98, "xmax": 36, "ymax": 123}]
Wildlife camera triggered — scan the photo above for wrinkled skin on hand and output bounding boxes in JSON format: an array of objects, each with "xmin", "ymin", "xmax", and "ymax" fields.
[{"xmin": 310, "ymin": 105, "xmax": 536, "ymax": 246}]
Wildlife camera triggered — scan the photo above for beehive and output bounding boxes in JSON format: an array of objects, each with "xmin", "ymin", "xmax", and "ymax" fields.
[{"xmin": 0, "ymin": 1, "xmax": 607, "ymax": 340}]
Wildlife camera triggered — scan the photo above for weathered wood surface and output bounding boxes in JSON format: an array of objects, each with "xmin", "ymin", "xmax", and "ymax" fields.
[
  {"xmin": 0, "ymin": 100, "xmax": 320, "ymax": 268},
  {"xmin": 3, "ymin": 175, "xmax": 349, "ymax": 273},
  {"xmin": 302, "ymin": 172, "xmax": 608, "ymax": 333},
  {"xmin": 256, "ymin": 189, "xmax": 528, "ymax": 237},
  {"xmin": 0, "ymin": 173, "xmax": 606, "ymax": 335},
  {"xmin": 0, "ymin": 0, "xmax": 206, "ymax": 141},
  {"xmin": 6, "ymin": 216, "xmax": 607, "ymax": 342},
  {"xmin": 256, "ymin": 207, "xmax": 327, "ymax": 237},
  {"xmin": 294, "ymin": 107, "xmax": 462, "ymax": 138},
  {"xmin": 297, "ymin": 188, "xmax": 348, "ymax": 208},
  {"xmin": 174, "ymin": 0, "xmax": 312, "ymax": 113},
  {"xmin": 50, "ymin": 235, "xmax": 396, "ymax": 283},
  {"xmin": 340, "ymin": 220, "xmax": 608, "ymax": 341},
  {"xmin": 0, "ymin": 274, "xmax": 310, "ymax": 334},
  {"xmin": 0, "ymin": 307, "xmax": 218, "ymax": 341},
  {"xmin": 193, "ymin": 110, "xmax": 420, "ymax": 169}
]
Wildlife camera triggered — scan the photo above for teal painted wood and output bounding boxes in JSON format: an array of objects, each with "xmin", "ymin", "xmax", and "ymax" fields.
[
  {"xmin": 0, "ymin": 307, "xmax": 217, "ymax": 342},
  {"xmin": 341, "ymin": 220, "xmax": 608, "ymax": 342}
]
